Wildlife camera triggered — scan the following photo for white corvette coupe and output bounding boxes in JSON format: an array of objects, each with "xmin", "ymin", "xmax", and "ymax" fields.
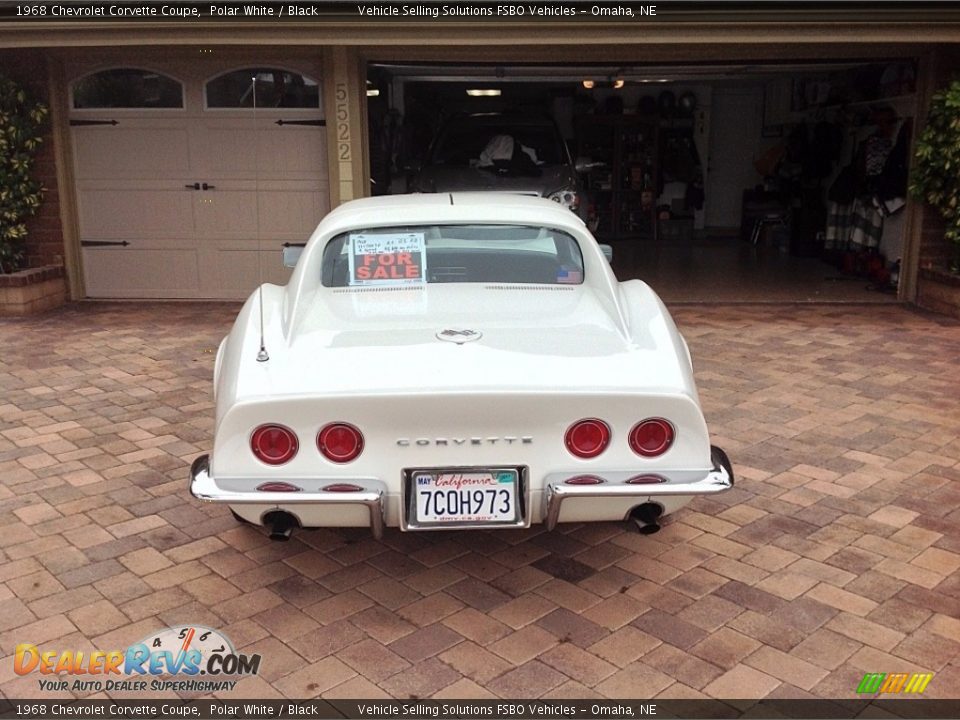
[{"xmin": 190, "ymin": 193, "xmax": 733, "ymax": 540}]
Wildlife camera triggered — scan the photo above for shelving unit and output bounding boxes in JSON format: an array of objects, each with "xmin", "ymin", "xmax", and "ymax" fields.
[{"xmin": 576, "ymin": 115, "xmax": 659, "ymax": 241}]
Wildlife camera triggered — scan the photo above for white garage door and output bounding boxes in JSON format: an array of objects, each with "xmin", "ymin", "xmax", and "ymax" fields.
[{"xmin": 70, "ymin": 65, "xmax": 328, "ymax": 299}]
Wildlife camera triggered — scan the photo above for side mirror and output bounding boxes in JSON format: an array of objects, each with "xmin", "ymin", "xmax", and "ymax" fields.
[
  {"xmin": 282, "ymin": 245, "xmax": 304, "ymax": 268},
  {"xmin": 599, "ymin": 244, "xmax": 614, "ymax": 263}
]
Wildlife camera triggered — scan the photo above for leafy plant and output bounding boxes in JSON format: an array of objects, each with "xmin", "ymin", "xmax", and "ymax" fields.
[
  {"xmin": 0, "ymin": 75, "xmax": 47, "ymax": 273},
  {"xmin": 910, "ymin": 79, "xmax": 960, "ymax": 272}
]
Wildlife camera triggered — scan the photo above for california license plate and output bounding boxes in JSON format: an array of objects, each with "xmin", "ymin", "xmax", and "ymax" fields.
[{"xmin": 413, "ymin": 469, "xmax": 519, "ymax": 525}]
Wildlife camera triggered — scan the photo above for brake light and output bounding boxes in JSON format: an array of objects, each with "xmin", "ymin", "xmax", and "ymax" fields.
[
  {"xmin": 318, "ymin": 423, "xmax": 364, "ymax": 463},
  {"xmin": 625, "ymin": 474, "xmax": 667, "ymax": 485},
  {"xmin": 565, "ymin": 419, "xmax": 610, "ymax": 458},
  {"xmin": 629, "ymin": 419, "xmax": 674, "ymax": 457},
  {"xmin": 323, "ymin": 483, "xmax": 364, "ymax": 492},
  {"xmin": 256, "ymin": 481, "xmax": 301, "ymax": 492},
  {"xmin": 250, "ymin": 424, "xmax": 298, "ymax": 465},
  {"xmin": 565, "ymin": 475, "xmax": 604, "ymax": 485}
]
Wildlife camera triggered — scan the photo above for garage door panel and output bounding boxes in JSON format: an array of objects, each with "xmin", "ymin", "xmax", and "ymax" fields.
[
  {"xmin": 73, "ymin": 125, "xmax": 192, "ymax": 179},
  {"xmin": 78, "ymin": 189, "xmax": 196, "ymax": 239},
  {"xmin": 256, "ymin": 127, "xmax": 326, "ymax": 178},
  {"xmin": 196, "ymin": 186, "xmax": 326, "ymax": 239},
  {"xmin": 197, "ymin": 120, "xmax": 326, "ymax": 180},
  {"xmin": 203, "ymin": 249, "xmax": 293, "ymax": 297},
  {"xmin": 194, "ymin": 191, "xmax": 259, "ymax": 237},
  {"xmin": 82, "ymin": 248, "xmax": 200, "ymax": 298},
  {"xmin": 252, "ymin": 187, "xmax": 327, "ymax": 236}
]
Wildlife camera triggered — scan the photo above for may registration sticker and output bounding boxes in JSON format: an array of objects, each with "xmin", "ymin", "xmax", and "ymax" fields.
[{"xmin": 414, "ymin": 470, "xmax": 518, "ymax": 525}]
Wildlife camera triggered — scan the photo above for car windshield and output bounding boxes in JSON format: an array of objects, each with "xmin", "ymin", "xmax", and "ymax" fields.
[
  {"xmin": 321, "ymin": 224, "xmax": 584, "ymax": 287},
  {"xmin": 430, "ymin": 122, "xmax": 565, "ymax": 167}
]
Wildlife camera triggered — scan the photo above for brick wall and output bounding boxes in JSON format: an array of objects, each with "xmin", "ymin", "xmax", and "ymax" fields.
[{"xmin": 0, "ymin": 50, "xmax": 65, "ymax": 269}]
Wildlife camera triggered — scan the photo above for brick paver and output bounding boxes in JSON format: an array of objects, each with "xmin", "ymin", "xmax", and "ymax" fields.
[{"xmin": 0, "ymin": 302, "xmax": 958, "ymax": 700}]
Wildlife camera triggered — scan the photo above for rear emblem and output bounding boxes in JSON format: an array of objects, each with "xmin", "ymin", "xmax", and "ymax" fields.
[{"xmin": 436, "ymin": 328, "xmax": 482, "ymax": 344}]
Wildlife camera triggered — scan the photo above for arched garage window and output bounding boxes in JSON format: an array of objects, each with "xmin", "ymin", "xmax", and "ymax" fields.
[
  {"xmin": 205, "ymin": 68, "xmax": 320, "ymax": 109},
  {"xmin": 72, "ymin": 68, "xmax": 183, "ymax": 109}
]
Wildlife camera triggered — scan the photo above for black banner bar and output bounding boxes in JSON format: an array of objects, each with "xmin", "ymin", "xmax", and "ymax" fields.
[{"xmin": 1, "ymin": 1, "xmax": 960, "ymax": 23}]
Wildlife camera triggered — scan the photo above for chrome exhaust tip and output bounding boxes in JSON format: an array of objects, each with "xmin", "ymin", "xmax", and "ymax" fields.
[
  {"xmin": 263, "ymin": 510, "xmax": 298, "ymax": 542},
  {"xmin": 630, "ymin": 502, "xmax": 664, "ymax": 534}
]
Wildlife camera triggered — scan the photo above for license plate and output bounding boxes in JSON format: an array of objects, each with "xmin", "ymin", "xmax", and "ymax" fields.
[{"xmin": 413, "ymin": 469, "xmax": 519, "ymax": 525}]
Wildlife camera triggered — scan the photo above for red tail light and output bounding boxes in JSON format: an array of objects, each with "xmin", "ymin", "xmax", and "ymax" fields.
[
  {"xmin": 629, "ymin": 418, "xmax": 674, "ymax": 457},
  {"xmin": 565, "ymin": 475, "xmax": 605, "ymax": 485},
  {"xmin": 565, "ymin": 419, "xmax": 610, "ymax": 458},
  {"xmin": 625, "ymin": 474, "xmax": 667, "ymax": 485},
  {"xmin": 318, "ymin": 423, "xmax": 364, "ymax": 463},
  {"xmin": 251, "ymin": 424, "xmax": 298, "ymax": 465},
  {"xmin": 256, "ymin": 481, "xmax": 301, "ymax": 492},
  {"xmin": 323, "ymin": 483, "xmax": 364, "ymax": 492}
]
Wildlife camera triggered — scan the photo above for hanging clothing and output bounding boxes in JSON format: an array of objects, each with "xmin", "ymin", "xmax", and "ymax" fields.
[
  {"xmin": 825, "ymin": 201, "xmax": 853, "ymax": 249},
  {"xmin": 849, "ymin": 197, "xmax": 884, "ymax": 249},
  {"xmin": 863, "ymin": 135, "xmax": 894, "ymax": 179}
]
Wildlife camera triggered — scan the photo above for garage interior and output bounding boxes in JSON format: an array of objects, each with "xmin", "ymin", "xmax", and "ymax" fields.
[{"xmin": 366, "ymin": 60, "xmax": 917, "ymax": 303}]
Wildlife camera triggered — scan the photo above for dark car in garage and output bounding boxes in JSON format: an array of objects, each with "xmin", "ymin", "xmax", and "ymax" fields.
[{"xmin": 410, "ymin": 112, "xmax": 581, "ymax": 212}]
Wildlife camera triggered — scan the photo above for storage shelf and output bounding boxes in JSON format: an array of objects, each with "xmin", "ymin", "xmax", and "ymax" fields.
[{"xmin": 576, "ymin": 114, "xmax": 658, "ymax": 242}]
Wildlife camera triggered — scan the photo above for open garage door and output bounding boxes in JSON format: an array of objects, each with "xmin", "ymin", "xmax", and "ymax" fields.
[
  {"xmin": 369, "ymin": 60, "xmax": 918, "ymax": 304},
  {"xmin": 71, "ymin": 65, "xmax": 328, "ymax": 299}
]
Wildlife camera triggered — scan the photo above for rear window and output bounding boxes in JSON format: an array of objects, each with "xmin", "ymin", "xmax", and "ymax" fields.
[
  {"xmin": 430, "ymin": 123, "xmax": 565, "ymax": 166},
  {"xmin": 321, "ymin": 225, "xmax": 584, "ymax": 287}
]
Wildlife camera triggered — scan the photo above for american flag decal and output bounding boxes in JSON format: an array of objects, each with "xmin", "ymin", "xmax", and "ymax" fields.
[{"xmin": 557, "ymin": 267, "xmax": 583, "ymax": 284}]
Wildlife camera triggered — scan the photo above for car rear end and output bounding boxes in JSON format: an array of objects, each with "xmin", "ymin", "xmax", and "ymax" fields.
[{"xmin": 197, "ymin": 386, "xmax": 731, "ymax": 538}]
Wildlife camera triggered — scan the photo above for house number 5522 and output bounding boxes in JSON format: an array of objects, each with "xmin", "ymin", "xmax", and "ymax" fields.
[{"xmin": 335, "ymin": 83, "xmax": 351, "ymax": 161}]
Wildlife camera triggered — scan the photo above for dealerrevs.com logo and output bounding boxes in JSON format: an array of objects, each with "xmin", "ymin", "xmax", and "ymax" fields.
[{"xmin": 15, "ymin": 626, "xmax": 261, "ymax": 693}]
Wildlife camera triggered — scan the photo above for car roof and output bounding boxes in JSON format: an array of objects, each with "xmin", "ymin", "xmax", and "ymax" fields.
[{"xmin": 321, "ymin": 192, "xmax": 584, "ymax": 232}]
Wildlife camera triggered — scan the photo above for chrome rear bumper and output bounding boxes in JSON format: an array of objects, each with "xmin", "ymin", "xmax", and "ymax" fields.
[
  {"xmin": 189, "ymin": 455, "xmax": 386, "ymax": 539},
  {"xmin": 541, "ymin": 446, "xmax": 734, "ymax": 531},
  {"xmin": 190, "ymin": 446, "xmax": 732, "ymax": 539}
]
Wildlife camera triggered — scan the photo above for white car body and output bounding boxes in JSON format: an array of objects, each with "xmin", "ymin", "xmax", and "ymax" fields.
[{"xmin": 190, "ymin": 193, "xmax": 732, "ymax": 539}]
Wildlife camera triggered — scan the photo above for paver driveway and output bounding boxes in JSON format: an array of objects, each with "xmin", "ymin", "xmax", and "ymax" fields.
[{"xmin": 0, "ymin": 302, "xmax": 958, "ymax": 701}]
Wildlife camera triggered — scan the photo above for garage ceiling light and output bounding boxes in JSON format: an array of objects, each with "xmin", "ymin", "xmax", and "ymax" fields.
[
  {"xmin": 583, "ymin": 79, "xmax": 625, "ymax": 90},
  {"xmin": 466, "ymin": 89, "xmax": 501, "ymax": 97},
  {"xmin": 366, "ymin": 89, "xmax": 380, "ymax": 97}
]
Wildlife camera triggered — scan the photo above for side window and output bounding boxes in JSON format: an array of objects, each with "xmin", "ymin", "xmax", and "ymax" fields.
[
  {"xmin": 205, "ymin": 68, "xmax": 320, "ymax": 109},
  {"xmin": 72, "ymin": 68, "xmax": 183, "ymax": 109}
]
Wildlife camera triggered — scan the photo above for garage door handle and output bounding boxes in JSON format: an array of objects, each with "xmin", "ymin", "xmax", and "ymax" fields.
[
  {"xmin": 202, "ymin": 183, "xmax": 216, "ymax": 190},
  {"xmin": 185, "ymin": 183, "xmax": 200, "ymax": 190},
  {"xmin": 82, "ymin": 241, "xmax": 130, "ymax": 247}
]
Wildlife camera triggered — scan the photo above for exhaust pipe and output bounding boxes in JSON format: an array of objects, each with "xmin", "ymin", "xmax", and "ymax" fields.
[
  {"xmin": 630, "ymin": 503, "xmax": 664, "ymax": 535},
  {"xmin": 263, "ymin": 511, "xmax": 298, "ymax": 542}
]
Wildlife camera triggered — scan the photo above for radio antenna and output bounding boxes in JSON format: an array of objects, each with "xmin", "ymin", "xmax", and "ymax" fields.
[{"xmin": 253, "ymin": 75, "xmax": 269, "ymax": 363}]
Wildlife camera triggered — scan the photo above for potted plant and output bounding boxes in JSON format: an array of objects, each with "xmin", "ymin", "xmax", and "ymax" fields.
[
  {"xmin": 911, "ymin": 78, "xmax": 960, "ymax": 274},
  {"xmin": 0, "ymin": 74, "xmax": 65, "ymax": 316}
]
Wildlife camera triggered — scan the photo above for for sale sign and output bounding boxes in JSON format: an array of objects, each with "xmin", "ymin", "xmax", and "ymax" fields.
[{"xmin": 348, "ymin": 232, "xmax": 427, "ymax": 286}]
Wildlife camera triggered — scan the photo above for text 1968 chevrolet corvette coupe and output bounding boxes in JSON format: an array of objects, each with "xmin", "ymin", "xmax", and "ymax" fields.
[{"xmin": 189, "ymin": 193, "xmax": 733, "ymax": 540}]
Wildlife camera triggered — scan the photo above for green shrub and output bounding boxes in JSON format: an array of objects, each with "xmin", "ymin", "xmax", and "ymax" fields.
[
  {"xmin": 0, "ymin": 75, "xmax": 47, "ymax": 273},
  {"xmin": 911, "ymin": 79, "xmax": 960, "ymax": 272}
]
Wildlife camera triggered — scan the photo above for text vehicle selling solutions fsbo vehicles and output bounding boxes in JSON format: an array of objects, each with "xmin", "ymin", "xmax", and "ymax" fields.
[{"xmin": 189, "ymin": 193, "xmax": 733, "ymax": 540}]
